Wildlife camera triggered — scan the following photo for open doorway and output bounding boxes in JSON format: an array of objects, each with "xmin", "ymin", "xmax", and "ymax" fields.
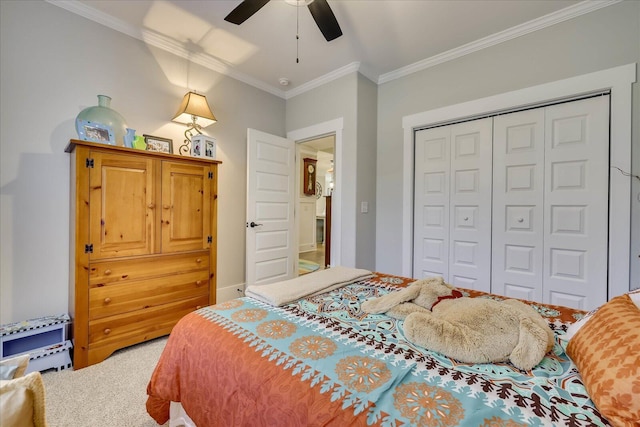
[{"xmin": 297, "ymin": 135, "xmax": 334, "ymax": 275}]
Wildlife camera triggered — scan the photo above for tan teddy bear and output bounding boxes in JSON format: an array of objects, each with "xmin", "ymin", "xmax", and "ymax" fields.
[{"xmin": 361, "ymin": 277, "xmax": 554, "ymax": 371}]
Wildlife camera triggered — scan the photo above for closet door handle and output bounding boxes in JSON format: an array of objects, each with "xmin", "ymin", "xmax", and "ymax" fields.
[
  {"xmin": 249, "ymin": 221, "xmax": 263, "ymax": 228},
  {"xmin": 517, "ymin": 218, "xmax": 524, "ymax": 223}
]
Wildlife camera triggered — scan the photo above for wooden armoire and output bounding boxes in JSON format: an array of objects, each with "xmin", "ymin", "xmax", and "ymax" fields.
[{"xmin": 66, "ymin": 140, "xmax": 220, "ymax": 369}]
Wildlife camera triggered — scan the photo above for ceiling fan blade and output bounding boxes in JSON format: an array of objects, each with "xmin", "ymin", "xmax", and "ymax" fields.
[
  {"xmin": 308, "ymin": 0, "xmax": 342, "ymax": 42},
  {"xmin": 224, "ymin": 0, "xmax": 270, "ymax": 25}
]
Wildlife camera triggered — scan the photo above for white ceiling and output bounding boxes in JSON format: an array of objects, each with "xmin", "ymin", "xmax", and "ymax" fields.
[{"xmin": 52, "ymin": 0, "xmax": 615, "ymax": 98}]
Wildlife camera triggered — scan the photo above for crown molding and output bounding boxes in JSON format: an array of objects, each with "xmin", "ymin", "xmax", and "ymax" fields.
[
  {"xmin": 48, "ymin": 0, "xmax": 621, "ymax": 98},
  {"xmin": 46, "ymin": 0, "xmax": 286, "ymax": 98},
  {"xmin": 284, "ymin": 62, "xmax": 362, "ymax": 99},
  {"xmin": 378, "ymin": 0, "xmax": 622, "ymax": 84}
]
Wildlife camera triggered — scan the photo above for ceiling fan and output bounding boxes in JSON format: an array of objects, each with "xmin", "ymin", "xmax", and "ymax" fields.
[{"xmin": 224, "ymin": 0, "xmax": 343, "ymax": 42}]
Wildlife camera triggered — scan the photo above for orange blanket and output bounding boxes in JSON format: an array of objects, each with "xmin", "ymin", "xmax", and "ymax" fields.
[{"xmin": 147, "ymin": 273, "xmax": 605, "ymax": 426}]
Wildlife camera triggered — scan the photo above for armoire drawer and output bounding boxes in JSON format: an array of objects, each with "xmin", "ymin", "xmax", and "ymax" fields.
[
  {"xmin": 88, "ymin": 295, "xmax": 209, "ymax": 347},
  {"xmin": 89, "ymin": 251, "xmax": 210, "ymax": 286},
  {"xmin": 89, "ymin": 270, "xmax": 209, "ymax": 320}
]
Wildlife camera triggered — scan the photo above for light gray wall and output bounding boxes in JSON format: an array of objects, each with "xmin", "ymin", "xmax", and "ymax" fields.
[
  {"xmin": 375, "ymin": 1, "xmax": 640, "ymax": 290},
  {"xmin": 286, "ymin": 72, "xmax": 379, "ymax": 271},
  {"xmin": 355, "ymin": 75, "xmax": 377, "ymax": 270},
  {"xmin": 286, "ymin": 73, "xmax": 359, "ymax": 268},
  {"xmin": 0, "ymin": 0, "xmax": 285, "ymax": 323},
  {"xmin": 2, "ymin": 1, "xmax": 638, "ymax": 325}
]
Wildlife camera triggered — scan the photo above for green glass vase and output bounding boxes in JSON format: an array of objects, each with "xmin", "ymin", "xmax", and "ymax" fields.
[{"xmin": 75, "ymin": 95, "xmax": 128, "ymax": 146}]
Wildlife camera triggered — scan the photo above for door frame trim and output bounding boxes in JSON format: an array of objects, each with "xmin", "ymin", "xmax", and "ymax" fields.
[
  {"xmin": 288, "ymin": 118, "xmax": 346, "ymax": 268},
  {"xmin": 401, "ymin": 63, "xmax": 636, "ymax": 299}
]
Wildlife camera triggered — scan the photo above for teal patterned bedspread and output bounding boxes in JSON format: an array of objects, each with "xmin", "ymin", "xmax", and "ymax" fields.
[{"xmin": 198, "ymin": 275, "xmax": 608, "ymax": 426}]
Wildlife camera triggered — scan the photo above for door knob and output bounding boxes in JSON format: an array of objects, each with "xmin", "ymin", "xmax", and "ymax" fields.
[{"xmin": 249, "ymin": 221, "xmax": 263, "ymax": 228}]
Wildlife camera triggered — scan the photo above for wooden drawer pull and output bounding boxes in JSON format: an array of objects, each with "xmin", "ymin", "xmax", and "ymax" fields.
[
  {"xmin": 196, "ymin": 258, "xmax": 202, "ymax": 263},
  {"xmin": 196, "ymin": 280, "xmax": 202, "ymax": 286},
  {"xmin": 104, "ymin": 297, "xmax": 112, "ymax": 304},
  {"xmin": 148, "ymin": 203, "xmax": 155, "ymax": 209},
  {"xmin": 104, "ymin": 269, "xmax": 112, "ymax": 275},
  {"xmin": 103, "ymin": 328, "xmax": 111, "ymax": 335}
]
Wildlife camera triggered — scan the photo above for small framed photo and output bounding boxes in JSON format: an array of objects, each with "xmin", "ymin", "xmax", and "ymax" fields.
[
  {"xmin": 143, "ymin": 134, "xmax": 173, "ymax": 154},
  {"xmin": 192, "ymin": 135, "xmax": 216, "ymax": 159},
  {"xmin": 77, "ymin": 120, "xmax": 115, "ymax": 145}
]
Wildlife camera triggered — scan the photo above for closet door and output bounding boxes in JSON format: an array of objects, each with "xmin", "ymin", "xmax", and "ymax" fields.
[
  {"xmin": 413, "ymin": 126, "xmax": 450, "ymax": 279},
  {"xmin": 543, "ymin": 96, "xmax": 609, "ymax": 310},
  {"xmin": 413, "ymin": 118, "xmax": 493, "ymax": 292},
  {"xmin": 492, "ymin": 109, "xmax": 545, "ymax": 301},
  {"xmin": 448, "ymin": 119, "xmax": 493, "ymax": 291}
]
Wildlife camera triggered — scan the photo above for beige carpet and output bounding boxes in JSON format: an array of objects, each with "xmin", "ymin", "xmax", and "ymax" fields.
[{"xmin": 41, "ymin": 336, "xmax": 169, "ymax": 427}]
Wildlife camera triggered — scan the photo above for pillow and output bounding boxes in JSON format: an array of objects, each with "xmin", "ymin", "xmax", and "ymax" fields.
[
  {"xmin": 558, "ymin": 307, "xmax": 598, "ymax": 342},
  {"xmin": 628, "ymin": 288, "xmax": 640, "ymax": 308},
  {"xmin": 0, "ymin": 371, "xmax": 44, "ymax": 427},
  {"xmin": 0, "ymin": 355, "xmax": 30, "ymax": 380},
  {"xmin": 0, "ymin": 366, "xmax": 18, "ymax": 381},
  {"xmin": 560, "ymin": 289, "xmax": 640, "ymax": 343},
  {"xmin": 566, "ymin": 294, "xmax": 640, "ymax": 427}
]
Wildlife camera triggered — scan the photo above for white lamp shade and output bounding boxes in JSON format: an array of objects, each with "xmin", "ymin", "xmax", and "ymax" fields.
[{"xmin": 172, "ymin": 91, "xmax": 217, "ymax": 128}]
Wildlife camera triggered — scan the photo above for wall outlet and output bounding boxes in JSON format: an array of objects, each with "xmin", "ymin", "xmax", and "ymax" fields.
[{"xmin": 361, "ymin": 201, "xmax": 369, "ymax": 213}]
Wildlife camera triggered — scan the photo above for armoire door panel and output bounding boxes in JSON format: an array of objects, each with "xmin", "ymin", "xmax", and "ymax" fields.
[
  {"xmin": 492, "ymin": 108, "xmax": 545, "ymax": 301},
  {"xmin": 161, "ymin": 161, "xmax": 212, "ymax": 253},
  {"xmin": 89, "ymin": 152, "xmax": 155, "ymax": 259}
]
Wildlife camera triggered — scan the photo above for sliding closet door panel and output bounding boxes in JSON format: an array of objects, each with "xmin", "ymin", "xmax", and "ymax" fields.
[
  {"xmin": 492, "ymin": 109, "xmax": 545, "ymax": 301},
  {"xmin": 449, "ymin": 118, "xmax": 493, "ymax": 292},
  {"xmin": 413, "ymin": 127, "xmax": 450, "ymax": 279},
  {"xmin": 544, "ymin": 96, "xmax": 609, "ymax": 310}
]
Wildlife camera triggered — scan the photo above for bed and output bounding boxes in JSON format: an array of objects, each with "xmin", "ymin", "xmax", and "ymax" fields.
[{"xmin": 146, "ymin": 271, "xmax": 640, "ymax": 427}]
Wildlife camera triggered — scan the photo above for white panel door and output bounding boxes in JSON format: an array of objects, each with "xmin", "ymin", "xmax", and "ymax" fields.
[
  {"xmin": 544, "ymin": 96, "xmax": 609, "ymax": 310},
  {"xmin": 413, "ymin": 126, "xmax": 451, "ymax": 279},
  {"xmin": 413, "ymin": 118, "xmax": 493, "ymax": 292},
  {"xmin": 492, "ymin": 109, "xmax": 545, "ymax": 301},
  {"xmin": 246, "ymin": 129, "xmax": 296, "ymax": 286},
  {"xmin": 448, "ymin": 118, "xmax": 493, "ymax": 292}
]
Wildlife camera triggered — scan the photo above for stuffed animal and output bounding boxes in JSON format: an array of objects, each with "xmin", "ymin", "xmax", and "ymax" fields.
[{"xmin": 361, "ymin": 277, "xmax": 554, "ymax": 371}]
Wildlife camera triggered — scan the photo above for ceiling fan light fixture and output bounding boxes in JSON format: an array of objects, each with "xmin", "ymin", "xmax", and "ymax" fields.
[{"xmin": 284, "ymin": 0, "xmax": 314, "ymax": 6}]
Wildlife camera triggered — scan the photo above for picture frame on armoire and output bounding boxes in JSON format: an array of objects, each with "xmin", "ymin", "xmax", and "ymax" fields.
[{"xmin": 303, "ymin": 158, "xmax": 317, "ymax": 196}]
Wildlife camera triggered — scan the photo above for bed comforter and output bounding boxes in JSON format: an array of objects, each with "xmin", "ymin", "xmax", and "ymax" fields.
[{"xmin": 146, "ymin": 273, "xmax": 610, "ymax": 426}]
